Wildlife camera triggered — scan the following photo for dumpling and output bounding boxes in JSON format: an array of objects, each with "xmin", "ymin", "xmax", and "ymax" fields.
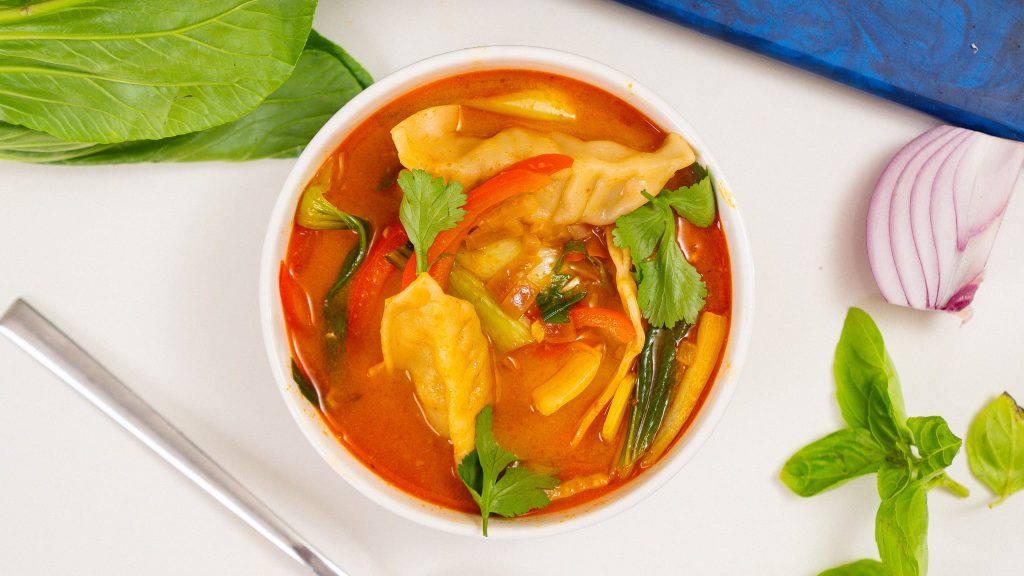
[
  {"xmin": 390, "ymin": 105, "xmax": 695, "ymax": 226},
  {"xmin": 380, "ymin": 272, "xmax": 494, "ymax": 462}
]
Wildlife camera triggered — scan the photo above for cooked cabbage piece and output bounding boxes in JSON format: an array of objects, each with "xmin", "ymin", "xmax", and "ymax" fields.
[
  {"xmin": 390, "ymin": 105, "xmax": 695, "ymax": 226},
  {"xmin": 380, "ymin": 272, "xmax": 494, "ymax": 462}
]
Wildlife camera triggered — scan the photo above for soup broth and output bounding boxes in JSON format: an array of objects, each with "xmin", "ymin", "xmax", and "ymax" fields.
[{"xmin": 281, "ymin": 69, "xmax": 732, "ymax": 516}]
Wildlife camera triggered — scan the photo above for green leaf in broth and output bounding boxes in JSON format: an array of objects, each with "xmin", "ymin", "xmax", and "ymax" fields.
[
  {"xmin": 0, "ymin": 0, "xmax": 316, "ymax": 143},
  {"xmin": 0, "ymin": 32, "xmax": 369, "ymax": 163}
]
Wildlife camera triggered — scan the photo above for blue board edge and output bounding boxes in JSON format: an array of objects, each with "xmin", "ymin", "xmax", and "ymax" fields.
[{"xmin": 617, "ymin": 0, "xmax": 1024, "ymax": 141}]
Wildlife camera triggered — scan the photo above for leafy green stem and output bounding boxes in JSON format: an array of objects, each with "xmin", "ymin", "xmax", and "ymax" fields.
[
  {"xmin": 928, "ymin": 472, "xmax": 970, "ymax": 499},
  {"xmin": 0, "ymin": 0, "xmax": 93, "ymax": 25}
]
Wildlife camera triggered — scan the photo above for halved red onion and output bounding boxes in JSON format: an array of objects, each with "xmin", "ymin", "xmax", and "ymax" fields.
[{"xmin": 867, "ymin": 126, "xmax": 1024, "ymax": 317}]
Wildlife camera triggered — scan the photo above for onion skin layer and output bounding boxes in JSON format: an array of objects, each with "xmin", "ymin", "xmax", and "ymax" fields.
[{"xmin": 867, "ymin": 125, "xmax": 1024, "ymax": 317}]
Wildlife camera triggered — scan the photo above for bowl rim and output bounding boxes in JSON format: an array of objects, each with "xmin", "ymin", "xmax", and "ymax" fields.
[{"xmin": 259, "ymin": 44, "xmax": 755, "ymax": 539}]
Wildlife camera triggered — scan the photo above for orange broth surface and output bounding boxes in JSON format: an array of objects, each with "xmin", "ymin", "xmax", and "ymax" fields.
[{"xmin": 282, "ymin": 70, "xmax": 733, "ymax": 514}]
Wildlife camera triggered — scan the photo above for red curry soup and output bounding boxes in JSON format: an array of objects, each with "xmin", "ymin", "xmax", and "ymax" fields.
[{"xmin": 280, "ymin": 69, "xmax": 731, "ymax": 533}]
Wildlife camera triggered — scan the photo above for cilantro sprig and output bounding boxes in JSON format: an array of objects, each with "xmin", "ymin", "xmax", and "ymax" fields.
[
  {"xmin": 457, "ymin": 406, "xmax": 559, "ymax": 536},
  {"xmin": 612, "ymin": 174, "xmax": 715, "ymax": 328},
  {"xmin": 397, "ymin": 169, "xmax": 466, "ymax": 274}
]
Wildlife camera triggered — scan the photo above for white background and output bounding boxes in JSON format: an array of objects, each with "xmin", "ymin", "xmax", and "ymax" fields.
[{"xmin": 1, "ymin": 1, "xmax": 1021, "ymax": 574}]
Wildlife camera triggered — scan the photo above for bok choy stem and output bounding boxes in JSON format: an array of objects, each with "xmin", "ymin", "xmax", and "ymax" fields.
[{"xmin": 448, "ymin": 264, "xmax": 534, "ymax": 353}]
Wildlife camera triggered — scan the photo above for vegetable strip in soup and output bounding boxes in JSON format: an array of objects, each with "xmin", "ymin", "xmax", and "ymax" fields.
[{"xmin": 280, "ymin": 70, "xmax": 732, "ymax": 532}]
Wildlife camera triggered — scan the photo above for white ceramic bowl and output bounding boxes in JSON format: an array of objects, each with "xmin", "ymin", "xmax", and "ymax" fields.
[{"xmin": 260, "ymin": 46, "xmax": 754, "ymax": 539}]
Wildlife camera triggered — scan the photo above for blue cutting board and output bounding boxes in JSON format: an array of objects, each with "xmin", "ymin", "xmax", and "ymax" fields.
[{"xmin": 616, "ymin": 0, "xmax": 1024, "ymax": 141}]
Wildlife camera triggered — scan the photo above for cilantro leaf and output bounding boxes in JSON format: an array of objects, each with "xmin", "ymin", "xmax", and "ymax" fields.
[
  {"xmin": 661, "ymin": 174, "xmax": 716, "ymax": 228},
  {"xmin": 613, "ymin": 189, "xmax": 707, "ymax": 328},
  {"xmin": 612, "ymin": 192, "xmax": 664, "ymax": 261},
  {"xmin": 536, "ymin": 273, "xmax": 587, "ymax": 323},
  {"xmin": 457, "ymin": 406, "xmax": 559, "ymax": 536},
  {"xmin": 397, "ymin": 169, "xmax": 466, "ymax": 274}
]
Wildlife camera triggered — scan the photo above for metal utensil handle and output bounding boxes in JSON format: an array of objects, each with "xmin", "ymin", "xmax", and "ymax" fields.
[{"xmin": 0, "ymin": 299, "xmax": 348, "ymax": 576}]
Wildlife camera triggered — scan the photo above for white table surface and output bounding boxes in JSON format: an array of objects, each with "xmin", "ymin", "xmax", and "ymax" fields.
[{"xmin": 2, "ymin": 1, "xmax": 1021, "ymax": 574}]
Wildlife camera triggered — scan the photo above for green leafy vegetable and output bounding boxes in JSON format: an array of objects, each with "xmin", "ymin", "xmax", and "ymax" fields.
[
  {"xmin": 877, "ymin": 464, "xmax": 912, "ymax": 499},
  {"xmin": 619, "ymin": 323, "xmax": 688, "ymax": 468},
  {"xmin": 613, "ymin": 189, "xmax": 706, "ymax": 328},
  {"xmin": 782, "ymin": 307, "xmax": 968, "ymax": 576},
  {"xmin": 833, "ymin": 308, "xmax": 912, "ymax": 453},
  {"xmin": 0, "ymin": 0, "xmax": 316, "ymax": 143},
  {"xmin": 457, "ymin": 406, "xmax": 559, "ymax": 536},
  {"xmin": 907, "ymin": 416, "xmax": 962, "ymax": 480},
  {"xmin": 818, "ymin": 559, "xmax": 887, "ymax": 576},
  {"xmin": 396, "ymin": 169, "xmax": 466, "ymax": 274},
  {"xmin": 290, "ymin": 360, "xmax": 319, "ymax": 408},
  {"xmin": 0, "ymin": 31, "xmax": 370, "ymax": 163},
  {"xmin": 295, "ymin": 159, "xmax": 370, "ymax": 353},
  {"xmin": 876, "ymin": 481, "xmax": 929, "ymax": 576},
  {"xmin": 781, "ymin": 428, "xmax": 888, "ymax": 497},
  {"xmin": 661, "ymin": 175, "xmax": 717, "ymax": 228},
  {"xmin": 967, "ymin": 392, "xmax": 1024, "ymax": 506},
  {"xmin": 536, "ymin": 273, "xmax": 586, "ymax": 323}
]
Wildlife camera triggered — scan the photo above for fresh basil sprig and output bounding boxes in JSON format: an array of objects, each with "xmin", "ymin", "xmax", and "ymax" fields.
[
  {"xmin": 781, "ymin": 308, "xmax": 968, "ymax": 576},
  {"xmin": 967, "ymin": 392, "xmax": 1024, "ymax": 506}
]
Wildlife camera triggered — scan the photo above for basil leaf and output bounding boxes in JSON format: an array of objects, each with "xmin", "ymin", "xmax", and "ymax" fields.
[
  {"xmin": 967, "ymin": 392, "xmax": 1024, "ymax": 506},
  {"xmin": 818, "ymin": 559, "xmax": 886, "ymax": 576},
  {"xmin": 0, "ymin": 0, "xmax": 316, "ymax": 143},
  {"xmin": 877, "ymin": 463, "xmax": 912, "ymax": 499},
  {"xmin": 876, "ymin": 481, "xmax": 929, "ymax": 576},
  {"xmin": 781, "ymin": 428, "xmax": 888, "ymax": 497},
  {"xmin": 833, "ymin": 308, "xmax": 912, "ymax": 452},
  {"xmin": 0, "ymin": 32, "xmax": 369, "ymax": 163},
  {"xmin": 907, "ymin": 416, "xmax": 962, "ymax": 480}
]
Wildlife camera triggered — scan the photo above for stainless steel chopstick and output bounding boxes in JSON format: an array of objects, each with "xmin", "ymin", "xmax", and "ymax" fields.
[{"xmin": 0, "ymin": 299, "xmax": 349, "ymax": 576}]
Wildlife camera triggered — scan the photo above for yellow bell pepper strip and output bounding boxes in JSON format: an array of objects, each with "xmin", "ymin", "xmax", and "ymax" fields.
[
  {"xmin": 641, "ymin": 312, "xmax": 728, "ymax": 467},
  {"xmin": 571, "ymin": 229, "xmax": 645, "ymax": 445},
  {"xmin": 532, "ymin": 344, "xmax": 603, "ymax": 416}
]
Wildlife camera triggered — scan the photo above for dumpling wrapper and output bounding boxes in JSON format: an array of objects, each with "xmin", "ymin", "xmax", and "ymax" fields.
[
  {"xmin": 380, "ymin": 272, "xmax": 494, "ymax": 462},
  {"xmin": 391, "ymin": 105, "xmax": 695, "ymax": 226}
]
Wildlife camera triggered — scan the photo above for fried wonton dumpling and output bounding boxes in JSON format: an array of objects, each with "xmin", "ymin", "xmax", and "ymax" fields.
[
  {"xmin": 380, "ymin": 272, "xmax": 493, "ymax": 462},
  {"xmin": 390, "ymin": 104, "xmax": 695, "ymax": 226}
]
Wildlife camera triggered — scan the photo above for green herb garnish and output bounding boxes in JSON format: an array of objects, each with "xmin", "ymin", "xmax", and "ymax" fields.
[
  {"xmin": 967, "ymin": 392, "xmax": 1024, "ymax": 507},
  {"xmin": 781, "ymin": 308, "xmax": 968, "ymax": 576},
  {"xmin": 457, "ymin": 407, "xmax": 559, "ymax": 536},
  {"xmin": 661, "ymin": 175, "xmax": 717, "ymax": 228},
  {"xmin": 613, "ymin": 185, "xmax": 708, "ymax": 328},
  {"xmin": 396, "ymin": 169, "xmax": 466, "ymax": 274},
  {"xmin": 536, "ymin": 240, "xmax": 599, "ymax": 324},
  {"xmin": 536, "ymin": 273, "xmax": 587, "ymax": 323}
]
